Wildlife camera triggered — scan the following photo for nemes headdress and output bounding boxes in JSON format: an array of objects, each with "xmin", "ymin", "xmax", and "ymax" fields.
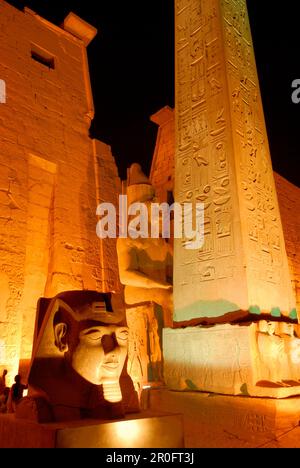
[
  {"xmin": 28, "ymin": 291, "xmax": 125, "ymax": 362},
  {"xmin": 126, "ymin": 163, "xmax": 155, "ymax": 205}
]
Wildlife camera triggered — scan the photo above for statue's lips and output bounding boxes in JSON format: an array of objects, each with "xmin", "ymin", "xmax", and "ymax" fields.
[{"xmin": 102, "ymin": 359, "xmax": 119, "ymax": 370}]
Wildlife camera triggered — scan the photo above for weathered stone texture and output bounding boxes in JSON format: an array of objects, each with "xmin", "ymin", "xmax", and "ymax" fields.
[
  {"xmin": 275, "ymin": 173, "xmax": 300, "ymax": 310},
  {"xmin": 150, "ymin": 106, "xmax": 175, "ymax": 203},
  {"xmin": 173, "ymin": 0, "xmax": 295, "ymax": 321},
  {"xmin": 0, "ymin": 1, "xmax": 120, "ymax": 376},
  {"xmin": 150, "ymin": 109, "xmax": 300, "ymax": 314},
  {"xmin": 163, "ymin": 322, "xmax": 300, "ymax": 398},
  {"xmin": 93, "ymin": 140, "xmax": 121, "ymax": 293},
  {"xmin": 148, "ymin": 389, "xmax": 300, "ymax": 448}
]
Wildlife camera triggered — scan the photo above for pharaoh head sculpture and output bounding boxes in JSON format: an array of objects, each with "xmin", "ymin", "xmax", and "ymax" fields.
[
  {"xmin": 53, "ymin": 292, "xmax": 129, "ymax": 401},
  {"xmin": 18, "ymin": 291, "xmax": 139, "ymax": 422}
]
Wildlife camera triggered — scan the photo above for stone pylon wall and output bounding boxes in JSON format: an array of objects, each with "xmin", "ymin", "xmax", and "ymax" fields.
[
  {"xmin": 150, "ymin": 107, "xmax": 175, "ymax": 203},
  {"xmin": 274, "ymin": 173, "xmax": 300, "ymax": 312},
  {"xmin": 0, "ymin": 1, "xmax": 120, "ymax": 379}
]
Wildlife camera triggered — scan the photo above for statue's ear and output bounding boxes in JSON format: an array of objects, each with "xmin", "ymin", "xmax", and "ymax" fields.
[{"xmin": 54, "ymin": 323, "xmax": 68, "ymax": 353}]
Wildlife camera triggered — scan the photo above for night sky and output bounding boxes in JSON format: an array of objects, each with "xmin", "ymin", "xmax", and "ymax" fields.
[{"xmin": 6, "ymin": 0, "xmax": 300, "ymax": 186}]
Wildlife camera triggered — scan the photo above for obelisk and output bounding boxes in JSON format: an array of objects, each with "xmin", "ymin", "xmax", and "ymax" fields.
[{"xmin": 173, "ymin": 0, "xmax": 296, "ymax": 322}]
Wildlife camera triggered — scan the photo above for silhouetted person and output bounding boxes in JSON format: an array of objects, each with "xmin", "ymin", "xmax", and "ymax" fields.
[{"xmin": 7, "ymin": 375, "xmax": 27, "ymax": 413}]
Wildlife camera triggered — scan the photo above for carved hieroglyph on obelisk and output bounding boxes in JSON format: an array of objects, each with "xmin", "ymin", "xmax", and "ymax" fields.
[{"xmin": 174, "ymin": 0, "xmax": 296, "ymax": 322}]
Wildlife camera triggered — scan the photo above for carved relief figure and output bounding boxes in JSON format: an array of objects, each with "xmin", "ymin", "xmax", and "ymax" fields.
[
  {"xmin": 148, "ymin": 312, "xmax": 163, "ymax": 381},
  {"xmin": 256, "ymin": 321, "xmax": 300, "ymax": 386},
  {"xmin": 126, "ymin": 306, "xmax": 149, "ymax": 392}
]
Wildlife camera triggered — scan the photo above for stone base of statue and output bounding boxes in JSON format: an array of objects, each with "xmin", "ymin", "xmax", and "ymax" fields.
[
  {"xmin": 126, "ymin": 303, "xmax": 164, "ymax": 392},
  {"xmin": 0, "ymin": 411, "xmax": 184, "ymax": 448},
  {"xmin": 146, "ymin": 388, "xmax": 300, "ymax": 448},
  {"xmin": 163, "ymin": 322, "xmax": 300, "ymax": 398}
]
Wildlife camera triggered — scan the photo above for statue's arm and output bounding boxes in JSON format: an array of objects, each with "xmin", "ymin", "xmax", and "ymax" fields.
[{"xmin": 117, "ymin": 239, "xmax": 171, "ymax": 290}]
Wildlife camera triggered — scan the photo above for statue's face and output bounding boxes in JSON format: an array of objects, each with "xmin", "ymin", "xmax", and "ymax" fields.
[{"xmin": 70, "ymin": 323, "xmax": 129, "ymax": 386}]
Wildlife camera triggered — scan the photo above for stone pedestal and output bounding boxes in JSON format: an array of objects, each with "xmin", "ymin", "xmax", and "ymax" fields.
[
  {"xmin": 147, "ymin": 389, "xmax": 300, "ymax": 448},
  {"xmin": 0, "ymin": 412, "xmax": 184, "ymax": 448},
  {"xmin": 163, "ymin": 322, "xmax": 300, "ymax": 398}
]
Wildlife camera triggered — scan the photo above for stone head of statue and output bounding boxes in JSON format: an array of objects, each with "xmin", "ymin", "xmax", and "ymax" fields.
[
  {"xmin": 52, "ymin": 295, "xmax": 129, "ymax": 395},
  {"xmin": 24, "ymin": 291, "xmax": 139, "ymax": 422}
]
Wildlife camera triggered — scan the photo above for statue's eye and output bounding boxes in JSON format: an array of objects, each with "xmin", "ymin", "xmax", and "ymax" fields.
[
  {"xmin": 116, "ymin": 328, "xmax": 129, "ymax": 342},
  {"xmin": 81, "ymin": 328, "xmax": 103, "ymax": 341}
]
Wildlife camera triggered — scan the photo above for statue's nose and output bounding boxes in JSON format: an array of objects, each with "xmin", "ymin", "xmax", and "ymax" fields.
[{"xmin": 101, "ymin": 334, "xmax": 117, "ymax": 353}]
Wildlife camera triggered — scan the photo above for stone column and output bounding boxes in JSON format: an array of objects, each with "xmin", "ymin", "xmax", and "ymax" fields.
[{"xmin": 174, "ymin": 0, "xmax": 296, "ymax": 322}]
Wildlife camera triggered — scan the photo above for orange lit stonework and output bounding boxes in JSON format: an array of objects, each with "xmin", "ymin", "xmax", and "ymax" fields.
[
  {"xmin": 173, "ymin": 0, "xmax": 296, "ymax": 321},
  {"xmin": 0, "ymin": 2, "xmax": 120, "ymax": 383},
  {"xmin": 150, "ymin": 108, "xmax": 300, "ymax": 316},
  {"xmin": 157, "ymin": 0, "xmax": 300, "ymax": 399},
  {"xmin": 1, "ymin": 0, "xmax": 300, "ymax": 450}
]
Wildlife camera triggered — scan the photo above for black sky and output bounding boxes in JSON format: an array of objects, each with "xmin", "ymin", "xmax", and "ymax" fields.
[{"xmin": 6, "ymin": 0, "xmax": 300, "ymax": 186}]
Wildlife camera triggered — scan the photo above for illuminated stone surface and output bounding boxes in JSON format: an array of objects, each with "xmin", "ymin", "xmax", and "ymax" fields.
[
  {"xmin": 117, "ymin": 164, "xmax": 173, "ymax": 326},
  {"xmin": 20, "ymin": 291, "xmax": 138, "ymax": 422},
  {"xmin": 274, "ymin": 173, "xmax": 300, "ymax": 312},
  {"xmin": 150, "ymin": 106, "xmax": 175, "ymax": 204},
  {"xmin": 151, "ymin": 0, "xmax": 300, "ymax": 401},
  {"xmin": 150, "ymin": 109, "xmax": 300, "ymax": 318},
  {"xmin": 0, "ymin": 412, "xmax": 184, "ymax": 448},
  {"xmin": 174, "ymin": 0, "xmax": 296, "ymax": 321},
  {"xmin": 62, "ymin": 12, "xmax": 98, "ymax": 46},
  {"xmin": 148, "ymin": 389, "xmax": 300, "ymax": 448},
  {"xmin": 126, "ymin": 304, "xmax": 163, "ymax": 392},
  {"xmin": 117, "ymin": 165, "xmax": 173, "ymax": 388},
  {"xmin": 0, "ymin": 1, "xmax": 120, "ymax": 381},
  {"xmin": 163, "ymin": 322, "xmax": 300, "ymax": 398}
]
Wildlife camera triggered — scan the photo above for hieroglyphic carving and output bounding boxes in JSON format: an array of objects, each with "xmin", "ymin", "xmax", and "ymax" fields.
[
  {"xmin": 126, "ymin": 306, "xmax": 149, "ymax": 393},
  {"xmin": 174, "ymin": 0, "xmax": 295, "ymax": 321},
  {"xmin": 126, "ymin": 304, "xmax": 163, "ymax": 393},
  {"xmin": 176, "ymin": 1, "xmax": 234, "ymax": 268},
  {"xmin": 175, "ymin": 0, "xmax": 244, "ymax": 320},
  {"xmin": 220, "ymin": 0, "xmax": 295, "ymax": 311},
  {"xmin": 0, "ymin": 178, "xmax": 21, "ymax": 211}
]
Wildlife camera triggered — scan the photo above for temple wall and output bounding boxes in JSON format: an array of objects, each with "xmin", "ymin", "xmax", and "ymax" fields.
[
  {"xmin": 150, "ymin": 107, "xmax": 175, "ymax": 203},
  {"xmin": 0, "ymin": 1, "xmax": 120, "ymax": 377},
  {"xmin": 93, "ymin": 139, "xmax": 122, "ymax": 293},
  {"xmin": 274, "ymin": 173, "xmax": 300, "ymax": 310}
]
